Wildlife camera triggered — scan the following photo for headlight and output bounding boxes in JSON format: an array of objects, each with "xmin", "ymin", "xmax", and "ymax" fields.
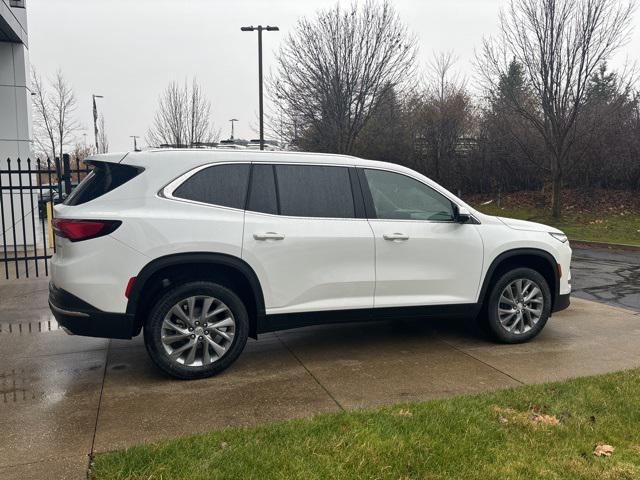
[{"xmin": 549, "ymin": 232, "xmax": 568, "ymax": 243}]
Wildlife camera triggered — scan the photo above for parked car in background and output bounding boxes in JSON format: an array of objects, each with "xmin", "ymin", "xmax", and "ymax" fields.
[
  {"xmin": 49, "ymin": 150, "xmax": 571, "ymax": 379},
  {"xmin": 246, "ymin": 139, "xmax": 280, "ymax": 150},
  {"xmin": 216, "ymin": 140, "xmax": 246, "ymax": 149},
  {"xmin": 37, "ymin": 186, "xmax": 62, "ymax": 219}
]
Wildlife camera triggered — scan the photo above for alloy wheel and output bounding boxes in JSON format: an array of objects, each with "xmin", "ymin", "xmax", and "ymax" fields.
[
  {"xmin": 161, "ymin": 295, "xmax": 236, "ymax": 366},
  {"xmin": 497, "ymin": 278, "xmax": 544, "ymax": 335}
]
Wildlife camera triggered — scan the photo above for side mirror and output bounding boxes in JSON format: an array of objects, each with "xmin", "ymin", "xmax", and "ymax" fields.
[{"xmin": 454, "ymin": 205, "xmax": 472, "ymax": 224}]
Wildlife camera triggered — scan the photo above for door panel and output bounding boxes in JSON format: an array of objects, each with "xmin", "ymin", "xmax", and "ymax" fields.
[
  {"xmin": 243, "ymin": 213, "xmax": 375, "ymax": 313},
  {"xmin": 368, "ymin": 220, "xmax": 484, "ymax": 307},
  {"xmin": 242, "ymin": 163, "xmax": 375, "ymax": 315},
  {"xmin": 359, "ymin": 167, "xmax": 484, "ymax": 307}
]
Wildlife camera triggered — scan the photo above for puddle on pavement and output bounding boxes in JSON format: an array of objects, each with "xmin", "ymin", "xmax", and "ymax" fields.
[
  {"xmin": 0, "ymin": 319, "xmax": 60, "ymax": 335},
  {"xmin": 0, "ymin": 369, "xmax": 40, "ymax": 404}
]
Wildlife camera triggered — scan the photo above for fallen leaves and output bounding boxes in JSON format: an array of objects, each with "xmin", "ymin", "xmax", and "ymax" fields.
[
  {"xmin": 492, "ymin": 405, "xmax": 560, "ymax": 428},
  {"xmin": 531, "ymin": 413, "xmax": 560, "ymax": 426},
  {"xmin": 393, "ymin": 408, "xmax": 413, "ymax": 417},
  {"xmin": 593, "ymin": 444, "xmax": 615, "ymax": 457},
  {"xmin": 468, "ymin": 188, "xmax": 640, "ymax": 214}
]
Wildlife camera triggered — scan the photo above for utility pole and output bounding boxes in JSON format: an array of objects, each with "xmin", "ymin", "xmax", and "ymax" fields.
[
  {"xmin": 229, "ymin": 118, "xmax": 238, "ymax": 140},
  {"xmin": 240, "ymin": 25, "xmax": 279, "ymax": 150},
  {"xmin": 92, "ymin": 94, "xmax": 104, "ymax": 153},
  {"xmin": 129, "ymin": 135, "xmax": 140, "ymax": 152}
]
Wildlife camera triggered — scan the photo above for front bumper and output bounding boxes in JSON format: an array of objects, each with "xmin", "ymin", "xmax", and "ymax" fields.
[
  {"xmin": 49, "ymin": 283, "xmax": 134, "ymax": 339},
  {"xmin": 552, "ymin": 293, "xmax": 571, "ymax": 313}
]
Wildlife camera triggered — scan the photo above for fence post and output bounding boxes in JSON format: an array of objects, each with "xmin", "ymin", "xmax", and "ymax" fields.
[
  {"xmin": 54, "ymin": 156, "xmax": 62, "ymax": 195},
  {"xmin": 62, "ymin": 154, "xmax": 72, "ymax": 196}
]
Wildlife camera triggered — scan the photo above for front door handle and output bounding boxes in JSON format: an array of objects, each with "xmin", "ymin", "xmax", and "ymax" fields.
[
  {"xmin": 383, "ymin": 233, "xmax": 409, "ymax": 241},
  {"xmin": 253, "ymin": 232, "xmax": 285, "ymax": 241}
]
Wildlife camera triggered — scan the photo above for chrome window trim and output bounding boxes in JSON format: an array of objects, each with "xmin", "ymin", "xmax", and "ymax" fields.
[
  {"xmin": 160, "ymin": 161, "xmax": 364, "ymax": 221},
  {"xmin": 158, "ymin": 161, "xmax": 251, "ymax": 214}
]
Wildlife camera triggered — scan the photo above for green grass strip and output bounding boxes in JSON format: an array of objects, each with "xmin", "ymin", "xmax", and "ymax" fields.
[{"xmin": 92, "ymin": 368, "xmax": 640, "ymax": 480}]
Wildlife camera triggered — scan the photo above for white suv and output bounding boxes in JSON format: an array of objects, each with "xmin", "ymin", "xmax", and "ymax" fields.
[{"xmin": 49, "ymin": 150, "xmax": 571, "ymax": 379}]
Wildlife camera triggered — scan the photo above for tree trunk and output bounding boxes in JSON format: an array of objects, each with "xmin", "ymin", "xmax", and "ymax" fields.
[{"xmin": 550, "ymin": 160, "xmax": 562, "ymax": 219}]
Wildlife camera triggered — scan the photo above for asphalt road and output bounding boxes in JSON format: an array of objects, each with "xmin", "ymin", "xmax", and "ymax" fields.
[{"xmin": 571, "ymin": 246, "xmax": 640, "ymax": 312}]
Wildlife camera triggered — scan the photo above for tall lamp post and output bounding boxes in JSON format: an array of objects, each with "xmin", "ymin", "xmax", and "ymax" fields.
[
  {"xmin": 92, "ymin": 94, "xmax": 104, "ymax": 153},
  {"xmin": 240, "ymin": 25, "xmax": 279, "ymax": 150},
  {"xmin": 229, "ymin": 118, "xmax": 238, "ymax": 140}
]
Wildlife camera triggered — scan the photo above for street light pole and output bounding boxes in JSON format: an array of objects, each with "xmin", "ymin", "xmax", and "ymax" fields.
[
  {"xmin": 229, "ymin": 118, "xmax": 238, "ymax": 140},
  {"xmin": 92, "ymin": 94, "xmax": 104, "ymax": 153},
  {"xmin": 130, "ymin": 135, "xmax": 140, "ymax": 152},
  {"xmin": 241, "ymin": 25, "xmax": 279, "ymax": 150}
]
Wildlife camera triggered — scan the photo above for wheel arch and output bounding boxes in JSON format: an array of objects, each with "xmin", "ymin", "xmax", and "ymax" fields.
[
  {"xmin": 126, "ymin": 252, "xmax": 265, "ymax": 339},
  {"xmin": 478, "ymin": 248, "xmax": 560, "ymax": 309}
]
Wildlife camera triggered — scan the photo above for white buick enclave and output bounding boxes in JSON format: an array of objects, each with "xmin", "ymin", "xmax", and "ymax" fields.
[{"xmin": 49, "ymin": 150, "xmax": 571, "ymax": 379}]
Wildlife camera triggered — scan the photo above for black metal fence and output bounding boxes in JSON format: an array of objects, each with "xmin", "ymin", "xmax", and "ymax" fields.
[{"xmin": 0, "ymin": 154, "xmax": 91, "ymax": 279}]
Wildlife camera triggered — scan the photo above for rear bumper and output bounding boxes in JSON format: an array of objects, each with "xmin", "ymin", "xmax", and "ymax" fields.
[
  {"xmin": 48, "ymin": 283, "xmax": 134, "ymax": 339},
  {"xmin": 553, "ymin": 293, "xmax": 571, "ymax": 313}
]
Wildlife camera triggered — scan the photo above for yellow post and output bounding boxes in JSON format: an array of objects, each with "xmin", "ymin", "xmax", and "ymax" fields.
[{"xmin": 47, "ymin": 202, "xmax": 54, "ymax": 248}]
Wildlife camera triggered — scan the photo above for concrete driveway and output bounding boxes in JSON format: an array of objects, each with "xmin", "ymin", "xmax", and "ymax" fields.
[{"xmin": 0, "ymin": 248, "xmax": 639, "ymax": 479}]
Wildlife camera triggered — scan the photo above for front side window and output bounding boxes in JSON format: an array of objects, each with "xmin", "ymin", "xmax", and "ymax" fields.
[
  {"xmin": 275, "ymin": 165, "xmax": 355, "ymax": 218},
  {"xmin": 172, "ymin": 163, "xmax": 250, "ymax": 209},
  {"xmin": 363, "ymin": 169, "xmax": 454, "ymax": 221}
]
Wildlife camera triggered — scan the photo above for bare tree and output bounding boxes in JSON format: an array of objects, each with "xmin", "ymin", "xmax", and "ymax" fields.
[
  {"xmin": 31, "ymin": 70, "xmax": 57, "ymax": 161},
  {"xmin": 478, "ymin": 0, "xmax": 636, "ymax": 217},
  {"xmin": 51, "ymin": 70, "xmax": 80, "ymax": 163},
  {"xmin": 270, "ymin": 0, "xmax": 417, "ymax": 154},
  {"xmin": 418, "ymin": 52, "xmax": 471, "ymax": 181},
  {"xmin": 147, "ymin": 79, "xmax": 215, "ymax": 147},
  {"xmin": 31, "ymin": 69, "xmax": 80, "ymax": 165}
]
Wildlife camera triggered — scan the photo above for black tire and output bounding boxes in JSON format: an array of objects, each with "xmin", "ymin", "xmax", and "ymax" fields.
[
  {"xmin": 483, "ymin": 267, "xmax": 551, "ymax": 344},
  {"xmin": 144, "ymin": 281, "xmax": 249, "ymax": 379}
]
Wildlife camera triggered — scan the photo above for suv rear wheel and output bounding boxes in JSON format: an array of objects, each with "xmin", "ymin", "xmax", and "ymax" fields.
[
  {"xmin": 483, "ymin": 267, "xmax": 551, "ymax": 343},
  {"xmin": 144, "ymin": 281, "xmax": 249, "ymax": 379}
]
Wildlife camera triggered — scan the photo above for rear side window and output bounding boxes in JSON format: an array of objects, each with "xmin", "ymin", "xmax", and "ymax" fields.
[
  {"xmin": 247, "ymin": 164, "xmax": 278, "ymax": 214},
  {"xmin": 275, "ymin": 165, "xmax": 355, "ymax": 218},
  {"xmin": 172, "ymin": 163, "xmax": 250, "ymax": 209},
  {"xmin": 64, "ymin": 162, "xmax": 142, "ymax": 206}
]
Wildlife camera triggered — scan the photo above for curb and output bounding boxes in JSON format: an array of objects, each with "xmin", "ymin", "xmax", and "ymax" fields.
[{"xmin": 571, "ymin": 240, "xmax": 640, "ymax": 252}]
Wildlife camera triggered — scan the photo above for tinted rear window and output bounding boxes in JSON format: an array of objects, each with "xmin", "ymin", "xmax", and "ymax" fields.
[
  {"xmin": 173, "ymin": 163, "xmax": 251, "ymax": 209},
  {"xmin": 275, "ymin": 165, "xmax": 355, "ymax": 218},
  {"xmin": 64, "ymin": 162, "xmax": 142, "ymax": 206}
]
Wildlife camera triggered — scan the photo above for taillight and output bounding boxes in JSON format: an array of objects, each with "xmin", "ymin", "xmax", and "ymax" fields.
[{"xmin": 52, "ymin": 219, "xmax": 121, "ymax": 242}]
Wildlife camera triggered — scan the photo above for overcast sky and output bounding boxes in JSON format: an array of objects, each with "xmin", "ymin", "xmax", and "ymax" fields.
[{"xmin": 27, "ymin": 0, "xmax": 640, "ymax": 152}]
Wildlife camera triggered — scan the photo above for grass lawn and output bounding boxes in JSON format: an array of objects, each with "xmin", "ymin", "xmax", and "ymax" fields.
[
  {"xmin": 472, "ymin": 203, "xmax": 640, "ymax": 247},
  {"xmin": 92, "ymin": 369, "xmax": 640, "ymax": 480}
]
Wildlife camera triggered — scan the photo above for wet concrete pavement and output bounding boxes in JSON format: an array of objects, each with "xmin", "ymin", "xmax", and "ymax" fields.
[
  {"xmin": 0, "ymin": 249, "xmax": 639, "ymax": 479},
  {"xmin": 572, "ymin": 246, "xmax": 640, "ymax": 312}
]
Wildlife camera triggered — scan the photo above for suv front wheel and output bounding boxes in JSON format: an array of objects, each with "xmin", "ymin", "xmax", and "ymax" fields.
[
  {"xmin": 144, "ymin": 281, "xmax": 249, "ymax": 379},
  {"xmin": 484, "ymin": 267, "xmax": 551, "ymax": 343}
]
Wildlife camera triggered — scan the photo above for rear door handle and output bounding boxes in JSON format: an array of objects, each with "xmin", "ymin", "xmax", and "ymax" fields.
[
  {"xmin": 383, "ymin": 233, "xmax": 409, "ymax": 241},
  {"xmin": 253, "ymin": 232, "xmax": 285, "ymax": 241}
]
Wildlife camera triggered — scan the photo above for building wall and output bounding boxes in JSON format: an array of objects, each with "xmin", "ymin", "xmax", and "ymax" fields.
[
  {"xmin": 0, "ymin": 41, "xmax": 31, "ymax": 160},
  {"xmin": 1, "ymin": 0, "xmax": 35, "ymax": 251}
]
